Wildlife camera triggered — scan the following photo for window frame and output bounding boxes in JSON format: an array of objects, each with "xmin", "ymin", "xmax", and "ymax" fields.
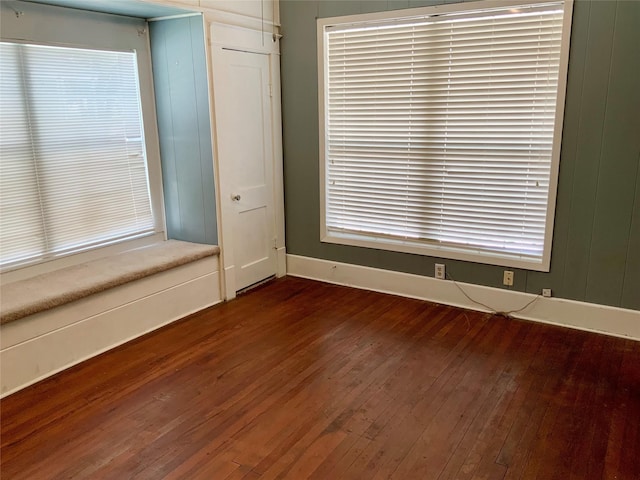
[
  {"xmin": 0, "ymin": 33, "xmax": 165, "ymax": 276},
  {"xmin": 317, "ymin": 0, "xmax": 574, "ymax": 272}
]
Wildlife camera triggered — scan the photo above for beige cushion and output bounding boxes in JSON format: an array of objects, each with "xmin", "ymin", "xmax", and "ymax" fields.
[{"xmin": 0, "ymin": 240, "xmax": 220, "ymax": 325}]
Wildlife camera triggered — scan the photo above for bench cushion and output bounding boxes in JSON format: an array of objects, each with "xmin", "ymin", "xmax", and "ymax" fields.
[{"xmin": 0, "ymin": 240, "xmax": 220, "ymax": 325}]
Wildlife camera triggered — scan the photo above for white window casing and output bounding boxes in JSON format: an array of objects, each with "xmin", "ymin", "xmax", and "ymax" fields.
[
  {"xmin": 318, "ymin": 0, "xmax": 574, "ymax": 271},
  {"xmin": 0, "ymin": 41, "xmax": 160, "ymax": 270}
]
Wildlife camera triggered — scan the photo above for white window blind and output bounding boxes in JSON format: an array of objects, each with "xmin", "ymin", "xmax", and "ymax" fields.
[
  {"xmin": 0, "ymin": 42, "xmax": 155, "ymax": 268},
  {"xmin": 320, "ymin": 0, "xmax": 571, "ymax": 270}
]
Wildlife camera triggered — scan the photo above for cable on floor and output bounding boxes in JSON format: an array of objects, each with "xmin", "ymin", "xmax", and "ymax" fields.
[{"xmin": 445, "ymin": 271, "xmax": 541, "ymax": 319}]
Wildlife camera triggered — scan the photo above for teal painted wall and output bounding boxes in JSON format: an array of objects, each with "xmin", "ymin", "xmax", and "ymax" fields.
[
  {"xmin": 150, "ymin": 17, "xmax": 218, "ymax": 245},
  {"xmin": 279, "ymin": 0, "xmax": 640, "ymax": 310}
]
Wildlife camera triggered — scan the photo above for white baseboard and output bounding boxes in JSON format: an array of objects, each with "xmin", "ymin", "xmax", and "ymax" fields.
[
  {"xmin": 223, "ymin": 264, "xmax": 236, "ymax": 300},
  {"xmin": 276, "ymin": 247, "xmax": 287, "ymax": 278},
  {"xmin": 286, "ymin": 254, "xmax": 640, "ymax": 341},
  {"xmin": 1, "ymin": 257, "xmax": 221, "ymax": 398}
]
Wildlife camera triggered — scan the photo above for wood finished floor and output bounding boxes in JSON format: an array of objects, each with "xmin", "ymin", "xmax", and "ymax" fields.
[{"xmin": 1, "ymin": 277, "xmax": 639, "ymax": 480}]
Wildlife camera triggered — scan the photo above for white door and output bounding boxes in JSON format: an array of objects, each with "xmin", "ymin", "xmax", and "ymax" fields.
[{"xmin": 213, "ymin": 48, "xmax": 277, "ymax": 293}]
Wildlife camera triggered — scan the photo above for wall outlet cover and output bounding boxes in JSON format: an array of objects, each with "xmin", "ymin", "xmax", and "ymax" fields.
[{"xmin": 503, "ymin": 270, "xmax": 514, "ymax": 286}]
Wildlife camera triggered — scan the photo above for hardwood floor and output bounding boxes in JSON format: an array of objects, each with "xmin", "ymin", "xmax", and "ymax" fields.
[{"xmin": 1, "ymin": 277, "xmax": 639, "ymax": 479}]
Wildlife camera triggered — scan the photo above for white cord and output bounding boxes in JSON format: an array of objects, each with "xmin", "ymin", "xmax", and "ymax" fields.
[{"xmin": 445, "ymin": 271, "xmax": 540, "ymax": 318}]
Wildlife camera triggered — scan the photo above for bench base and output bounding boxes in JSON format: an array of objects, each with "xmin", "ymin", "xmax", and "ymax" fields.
[{"xmin": 1, "ymin": 256, "xmax": 220, "ymax": 397}]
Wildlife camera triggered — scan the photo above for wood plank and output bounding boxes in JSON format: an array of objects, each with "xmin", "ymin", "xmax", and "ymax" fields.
[
  {"xmin": 585, "ymin": 0, "xmax": 640, "ymax": 306},
  {"xmin": 561, "ymin": 0, "xmax": 618, "ymax": 302},
  {"xmin": 622, "ymin": 159, "xmax": 640, "ymax": 310},
  {"xmin": 1, "ymin": 277, "xmax": 639, "ymax": 480},
  {"xmin": 525, "ymin": 0, "xmax": 590, "ymax": 296}
]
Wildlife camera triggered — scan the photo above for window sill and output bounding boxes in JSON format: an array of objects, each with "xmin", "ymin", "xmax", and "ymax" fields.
[
  {"xmin": 321, "ymin": 232, "xmax": 550, "ymax": 272},
  {"xmin": 1, "ymin": 232, "xmax": 167, "ymax": 285}
]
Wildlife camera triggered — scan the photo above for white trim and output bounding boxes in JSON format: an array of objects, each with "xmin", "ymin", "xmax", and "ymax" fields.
[
  {"xmin": 320, "ymin": 234, "xmax": 550, "ymax": 272},
  {"xmin": 317, "ymin": 0, "xmax": 574, "ymax": 273},
  {"xmin": 1, "ymin": 256, "xmax": 221, "ymax": 397},
  {"xmin": 317, "ymin": 21, "xmax": 328, "ymax": 254},
  {"xmin": 209, "ymin": 21, "xmax": 280, "ymax": 55},
  {"xmin": 147, "ymin": 12, "xmax": 202, "ymax": 21},
  {"xmin": 223, "ymin": 265, "xmax": 237, "ymax": 300},
  {"xmin": 202, "ymin": 14, "xmax": 228, "ymax": 301},
  {"xmin": 317, "ymin": 0, "xmax": 565, "ymax": 27},
  {"xmin": 271, "ymin": 50, "xmax": 286, "ymax": 275},
  {"xmin": 146, "ymin": 0, "xmax": 280, "ymax": 33},
  {"xmin": 542, "ymin": 0, "xmax": 574, "ymax": 271},
  {"xmin": 276, "ymin": 247, "xmax": 287, "ymax": 278},
  {"xmin": 286, "ymin": 254, "xmax": 640, "ymax": 341}
]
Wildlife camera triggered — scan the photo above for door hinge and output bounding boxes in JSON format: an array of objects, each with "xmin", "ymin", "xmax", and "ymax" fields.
[
  {"xmin": 269, "ymin": 84, "xmax": 273, "ymax": 97},
  {"xmin": 273, "ymin": 237, "xmax": 278, "ymax": 249}
]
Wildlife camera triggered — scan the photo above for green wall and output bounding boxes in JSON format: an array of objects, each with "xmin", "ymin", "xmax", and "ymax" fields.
[
  {"xmin": 150, "ymin": 17, "xmax": 218, "ymax": 245},
  {"xmin": 279, "ymin": 0, "xmax": 640, "ymax": 310}
]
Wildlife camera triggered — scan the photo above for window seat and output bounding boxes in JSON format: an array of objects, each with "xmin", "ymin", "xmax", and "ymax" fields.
[
  {"xmin": 1, "ymin": 240, "xmax": 222, "ymax": 397},
  {"xmin": 1, "ymin": 240, "xmax": 220, "ymax": 325}
]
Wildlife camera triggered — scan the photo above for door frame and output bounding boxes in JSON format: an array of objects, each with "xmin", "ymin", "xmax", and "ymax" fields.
[{"xmin": 205, "ymin": 20, "xmax": 286, "ymax": 300}]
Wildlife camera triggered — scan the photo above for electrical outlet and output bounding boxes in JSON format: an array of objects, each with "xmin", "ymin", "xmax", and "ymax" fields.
[
  {"xmin": 542, "ymin": 288, "xmax": 552, "ymax": 297},
  {"xmin": 435, "ymin": 263, "xmax": 446, "ymax": 280},
  {"xmin": 503, "ymin": 270, "xmax": 514, "ymax": 286}
]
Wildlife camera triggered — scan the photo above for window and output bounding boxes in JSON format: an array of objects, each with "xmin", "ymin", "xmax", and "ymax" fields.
[
  {"xmin": 0, "ymin": 41, "xmax": 157, "ymax": 269},
  {"xmin": 318, "ymin": 0, "xmax": 573, "ymax": 271}
]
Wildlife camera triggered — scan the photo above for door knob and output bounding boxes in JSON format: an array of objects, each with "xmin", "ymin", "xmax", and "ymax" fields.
[{"xmin": 231, "ymin": 194, "xmax": 241, "ymax": 201}]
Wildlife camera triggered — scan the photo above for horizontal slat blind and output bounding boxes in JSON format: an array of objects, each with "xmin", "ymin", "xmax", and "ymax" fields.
[
  {"xmin": 0, "ymin": 42, "xmax": 154, "ymax": 268},
  {"xmin": 0, "ymin": 43, "xmax": 47, "ymax": 263},
  {"xmin": 323, "ymin": 2, "xmax": 565, "ymax": 262}
]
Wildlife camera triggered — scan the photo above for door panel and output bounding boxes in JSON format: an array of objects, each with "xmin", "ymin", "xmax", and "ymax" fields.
[{"xmin": 213, "ymin": 48, "xmax": 276, "ymax": 292}]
